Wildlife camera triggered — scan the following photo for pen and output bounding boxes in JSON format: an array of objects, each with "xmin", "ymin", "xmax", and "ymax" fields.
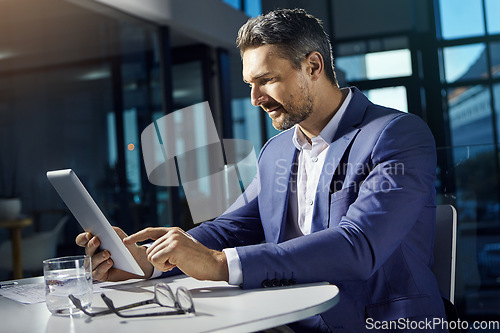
[{"xmin": 0, "ymin": 282, "xmax": 19, "ymax": 288}]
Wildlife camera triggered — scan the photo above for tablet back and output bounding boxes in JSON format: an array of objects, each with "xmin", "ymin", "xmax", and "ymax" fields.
[{"xmin": 47, "ymin": 169, "xmax": 144, "ymax": 276}]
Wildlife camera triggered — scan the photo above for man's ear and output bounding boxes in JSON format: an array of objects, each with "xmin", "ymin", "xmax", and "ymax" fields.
[{"xmin": 304, "ymin": 51, "xmax": 324, "ymax": 81}]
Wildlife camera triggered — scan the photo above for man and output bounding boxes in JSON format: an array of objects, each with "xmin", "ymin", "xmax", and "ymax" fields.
[{"xmin": 77, "ymin": 8, "xmax": 446, "ymax": 332}]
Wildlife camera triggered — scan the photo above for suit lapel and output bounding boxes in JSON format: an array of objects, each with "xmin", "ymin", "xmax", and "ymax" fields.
[
  {"xmin": 268, "ymin": 132, "xmax": 297, "ymax": 243},
  {"xmin": 310, "ymin": 87, "xmax": 368, "ymax": 232}
]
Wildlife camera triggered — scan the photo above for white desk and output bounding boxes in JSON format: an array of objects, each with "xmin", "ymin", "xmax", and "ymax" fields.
[{"xmin": 0, "ymin": 275, "xmax": 339, "ymax": 333}]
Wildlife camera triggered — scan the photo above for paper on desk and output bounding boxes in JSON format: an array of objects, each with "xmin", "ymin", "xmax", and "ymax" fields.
[
  {"xmin": 0, "ymin": 280, "xmax": 141, "ymax": 304},
  {"xmin": 0, "ymin": 283, "xmax": 46, "ymax": 304}
]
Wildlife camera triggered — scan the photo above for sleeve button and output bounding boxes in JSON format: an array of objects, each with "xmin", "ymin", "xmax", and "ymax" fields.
[{"xmin": 280, "ymin": 279, "xmax": 289, "ymax": 286}]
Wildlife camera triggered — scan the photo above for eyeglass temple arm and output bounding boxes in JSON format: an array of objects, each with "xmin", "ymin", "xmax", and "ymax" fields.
[
  {"xmin": 68, "ymin": 294, "xmax": 113, "ymax": 317},
  {"xmin": 69, "ymin": 294, "xmax": 155, "ymax": 317},
  {"xmin": 114, "ymin": 298, "xmax": 154, "ymax": 311},
  {"xmin": 102, "ymin": 294, "xmax": 148, "ymax": 315},
  {"xmin": 101, "ymin": 294, "xmax": 185, "ymax": 318}
]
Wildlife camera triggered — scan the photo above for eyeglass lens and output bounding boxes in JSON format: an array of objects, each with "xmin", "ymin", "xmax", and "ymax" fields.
[
  {"xmin": 176, "ymin": 287, "xmax": 195, "ymax": 313},
  {"xmin": 154, "ymin": 283, "xmax": 177, "ymax": 308}
]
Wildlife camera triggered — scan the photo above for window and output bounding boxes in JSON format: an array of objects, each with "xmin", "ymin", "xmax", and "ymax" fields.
[
  {"xmin": 231, "ymin": 98, "xmax": 263, "ymax": 151},
  {"xmin": 436, "ymin": 0, "xmax": 500, "ymax": 321},
  {"xmin": 336, "ymin": 37, "xmax": 412, "ymax": 82},
  {"xmin": 337, "ymin": 49, "xmax": 412, "ymax": 82},
  {"xmin": 442, "ymin": 44, "xmax": 486, "ymax": 83},
  {"xmin": 490, "ymin": 42, "xmax": 500, "ymax": 77},
  {"xmin": 485, "ymin": 0, "xmax": 500, "ymax": 35},
  {"xmin": 438, "ymin": 0, "xmax": 485, "ymax": 39},
  {"xmin": 244, "ymin": 0, "xmax": 262, "ymax": 17},
  {"xmin": 123, "ymin": 108, "xmax": 141, "ymax": 196},
  {"xmin": 494, "ymin": 83, "xmax": 500, "ymax": 138},
  {"xmin": 363, "ymin": 86, "xmax": 408, "ymax": 113},
  {"xmin": 335, "ymin": 35, "xmax": 413, "ymax": 116},
  {"xmin": 221, "ymin": 0, "xmax": 262, "ymax": 17},
  {"xmin": 447, "ymin": 85, "xmax": 494, "ymax": 147}
]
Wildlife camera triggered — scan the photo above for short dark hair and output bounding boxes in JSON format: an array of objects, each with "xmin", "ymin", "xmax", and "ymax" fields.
[{"xmin": 236, "ymin": 8, "xmax": 338, "ymax": 86}]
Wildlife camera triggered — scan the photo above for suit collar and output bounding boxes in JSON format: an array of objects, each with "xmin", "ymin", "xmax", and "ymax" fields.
[
  {"xmin": 331, "ymin": 86, "xmax": 369, "ymax": 141},
  {"xmin": 291, "ymin": 88, "xmax": 353, "ymax": 150}
]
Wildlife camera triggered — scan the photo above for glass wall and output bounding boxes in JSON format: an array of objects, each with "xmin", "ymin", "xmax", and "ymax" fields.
[
  {"xmin": 222, "ymin": 0, "xmax": 262, "ymax": 17},
  {"xmin": 0, "ymin": 0, "xmax": 250, "ymax": 279},
  {"xmin": 225, "ymin": 2, "xmax": 277, "ymax": 147},
  {"xmin": 335, "ymin": 35, "xmax": 413, "ymax": 115},
  {"xmin": 231, "ymin": 98, "xmax": 263, "ymax": 150},
  {"xmin": 438, "ymin": 0, "xmax": 485, "ymax": 40},
  {"xmin": 442, "ymin": 44, "xmax": 487, "ymax": 83},
  {"xmin": 337, "ymin": 46, "xmax": 412, "ymax": 82},
  {"xmin": 363, "ymin": 86, "xmax": 409, "ymax": 113},
  {"xmin": 0, "ymin": 0, "xmax": 168, "ymax": 278},
  {"xmin": 436, "ymin": 0, "xmax": 500, "ymax": 320}
]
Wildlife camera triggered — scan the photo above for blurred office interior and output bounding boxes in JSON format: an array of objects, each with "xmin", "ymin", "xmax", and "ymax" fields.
[{"xmin": 1, "ymin": 0, "xmax": 500, "ymax": 324}]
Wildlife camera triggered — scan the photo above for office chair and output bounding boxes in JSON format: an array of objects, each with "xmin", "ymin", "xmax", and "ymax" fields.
[
  {"xmin": 0, "ymin": 215, "xmax": 69, "ymax": 275},
  {"xmin": 432, "ymin": 204, "xmax": 457, "ymax": 303},
  {"xmin": 432, "ymin": 204, "xmax": 460, "ymax": 331}
]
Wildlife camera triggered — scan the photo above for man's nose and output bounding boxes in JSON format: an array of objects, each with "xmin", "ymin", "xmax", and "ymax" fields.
[{"xmin": 251, "ymin": 86, "xmax": 268, "ymax": 107}]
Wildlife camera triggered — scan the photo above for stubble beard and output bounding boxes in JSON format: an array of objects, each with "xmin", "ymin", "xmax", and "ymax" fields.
[{"xmin": 272, "ymin": 89, "xmax": 314, "ymax": 131}]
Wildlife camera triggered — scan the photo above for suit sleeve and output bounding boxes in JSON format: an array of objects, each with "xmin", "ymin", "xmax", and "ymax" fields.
[{"xmin": 235, "ymin": 114, "xmax": 437, "ymax": 289}]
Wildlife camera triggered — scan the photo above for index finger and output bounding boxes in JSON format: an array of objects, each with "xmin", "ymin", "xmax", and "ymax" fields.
[{"xmin": 123, "ymin": 227, "xmax": 169, "ymax": 245}]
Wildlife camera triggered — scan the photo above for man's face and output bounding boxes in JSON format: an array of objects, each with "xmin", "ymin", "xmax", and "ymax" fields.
[{"xmin": 242, "ymin": 45, "xmax": 313, "ymax": 131}]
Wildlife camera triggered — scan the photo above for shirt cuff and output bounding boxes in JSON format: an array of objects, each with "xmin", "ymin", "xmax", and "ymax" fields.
[
  {"xmin": 149, "ymin": 267, "xmax": 164, "ymax": 279},
  {"xmin": 223, "ymin": 248, "xmax": 243, "ymax": 285},
  {"xmin": 141, "ymin": 243, "xmax": 163, "ymax": 279}
]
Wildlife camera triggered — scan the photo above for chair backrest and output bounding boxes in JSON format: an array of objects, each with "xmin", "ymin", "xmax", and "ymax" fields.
[
  {"xmin": 0, "ymin": 215, "xmax": 70, "ymax": 272},
  {"xmin": 432, "ymin": 204, "xmax": 457, "ymax": 304}
]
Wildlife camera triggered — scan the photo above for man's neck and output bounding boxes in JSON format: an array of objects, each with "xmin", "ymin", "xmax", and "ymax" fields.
[{"xmin": 299, "ymin": 87, "xmax": 348, "ymax": 141}]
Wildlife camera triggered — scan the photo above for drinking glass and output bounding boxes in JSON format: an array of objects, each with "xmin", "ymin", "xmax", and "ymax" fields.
[{"xmin": 43, "ymin": 255, "xmax": 92, "ymax": 315}]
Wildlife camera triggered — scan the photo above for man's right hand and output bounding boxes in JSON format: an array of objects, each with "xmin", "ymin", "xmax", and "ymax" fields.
[{"xmin": 75, "ymin": 227, "xmax": 154, "ymax": 282}]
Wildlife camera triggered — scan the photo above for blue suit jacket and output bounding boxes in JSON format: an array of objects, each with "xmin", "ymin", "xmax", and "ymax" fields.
[{"xmin": 186, "ymin": 88, "xmax": 446, "ymax": 332}]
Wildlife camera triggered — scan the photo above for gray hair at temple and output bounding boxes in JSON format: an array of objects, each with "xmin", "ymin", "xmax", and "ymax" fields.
[{"xmin": 236, "ymin": 8, "xmax": 338, "ymax": 87}]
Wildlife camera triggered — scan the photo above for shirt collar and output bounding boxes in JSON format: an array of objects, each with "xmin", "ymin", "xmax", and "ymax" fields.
[{"xmin": 292, "ymin": 88, "xmax": 352, "ymax": 150}]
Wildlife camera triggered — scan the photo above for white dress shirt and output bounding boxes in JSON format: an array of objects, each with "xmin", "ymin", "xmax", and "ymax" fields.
[{"xmin": 223, "ymin": 88, "xmax": 352, "ymax": 285}]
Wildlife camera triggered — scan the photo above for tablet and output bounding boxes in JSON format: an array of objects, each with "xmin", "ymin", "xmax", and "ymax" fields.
[{"xmin": 47, "ymin": 169, "xmax": 144, "ymax": 276}]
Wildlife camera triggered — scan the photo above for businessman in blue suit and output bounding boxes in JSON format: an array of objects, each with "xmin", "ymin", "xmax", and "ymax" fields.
[{"xmin": 77, "ymin": 8, "xmax": 447, "ymax": 332}]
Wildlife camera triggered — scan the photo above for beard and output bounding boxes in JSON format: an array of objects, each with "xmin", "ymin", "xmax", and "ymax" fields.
[
  {"xmin": 264, "ymin": 85, "xmax": 314, "ymax": 131},
  {"xmin": 275, "ymin": 97, "xmax": 313, "ymax": 130}
]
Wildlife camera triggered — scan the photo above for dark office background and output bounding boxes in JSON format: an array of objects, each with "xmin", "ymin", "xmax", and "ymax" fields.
[{"xmin": 1, "ymin": 0, "xmax": 499, "ymax": 326}]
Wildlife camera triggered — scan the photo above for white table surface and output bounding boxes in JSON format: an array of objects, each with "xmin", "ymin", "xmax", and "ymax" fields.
[{"xmin": 0, "ymin": 274, "xmax": 339, "ymax": 333}]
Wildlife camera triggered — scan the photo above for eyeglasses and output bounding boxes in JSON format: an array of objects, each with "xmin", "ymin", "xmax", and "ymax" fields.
[{"xmin": 69, "ymin": 283, "xmax": 195, "ymax": 318}]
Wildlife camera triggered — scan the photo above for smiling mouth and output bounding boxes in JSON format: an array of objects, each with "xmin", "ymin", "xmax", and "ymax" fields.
[{"xmin": 265, "ymin": 106, "xmax": 282, "ymax": 117}]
